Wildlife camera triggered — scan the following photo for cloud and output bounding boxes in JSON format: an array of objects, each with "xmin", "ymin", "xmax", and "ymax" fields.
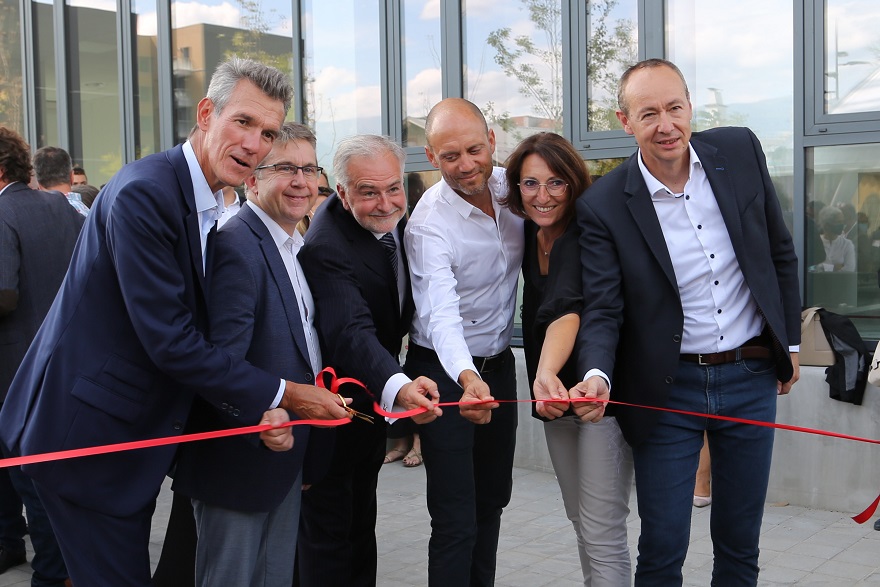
[
  {"xmin": 406, "ymin": 68, "xmax": 442, "ymax": 118},
  {"xmin": 171, "ymin": 1, "xmax": 242, "ymax": 29}
]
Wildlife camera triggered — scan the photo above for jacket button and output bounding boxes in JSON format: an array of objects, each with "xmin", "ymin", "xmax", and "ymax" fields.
[
  {"xmin": 672, "ymin": 334, "xmax": 681, "ymax": 343},
  {"xmin": 221, "ymin": 403, "xmax": 229, "ymax": 411},
  {"xmin": 232, "ymin": 409, "xmax": 241, "ymax": 417},
  {"xmin": 305, "ymin": 372, "xmax": 313, "ymax": 382},
  {"xmin": 172, "ymin": 421, "xmax": 183, "ymax": 431},
  {"xmin": 665, "ymin": 376, "xmax": 674, "ymax": 384}
]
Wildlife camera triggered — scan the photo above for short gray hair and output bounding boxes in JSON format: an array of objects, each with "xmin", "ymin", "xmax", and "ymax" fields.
[
  {"xmin": 333, "ymin": 135, "xmax": 405, "ymax": 191},
  {"xmin": 617, "ymin": 58, "xmax": 690, "ymax": 116},
  {"xmin": 206, "ymin": 56, "xmax": 293, "ymax": 115},
  {"xmin": 259, "ymin": 122, "xmax": 317, "ymax": 165}
]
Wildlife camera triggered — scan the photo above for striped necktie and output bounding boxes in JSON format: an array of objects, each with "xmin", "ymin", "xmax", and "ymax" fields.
[{"xmin": 379, "ymin": 232, "xmax": 399, "ymax": 283}]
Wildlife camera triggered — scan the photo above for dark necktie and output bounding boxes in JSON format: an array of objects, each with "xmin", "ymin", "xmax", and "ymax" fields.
[{"xmin": 379, "ymin": 232, "xmax": 399, "ymax": 283}]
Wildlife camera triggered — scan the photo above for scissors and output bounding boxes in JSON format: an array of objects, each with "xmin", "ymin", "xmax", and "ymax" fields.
[{"xmin": 340, "ymin": 397, "xmax": 374, "ymax": 424}]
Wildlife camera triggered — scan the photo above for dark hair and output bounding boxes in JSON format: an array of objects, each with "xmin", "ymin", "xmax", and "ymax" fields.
[
  {"xmin": 501, "ymin": 132, "xmax": 591, "ymax": 227},
  {"xmin": 33, "ymin": 146, "xmax": 73, "ymax": 188},
  {"xmin": 71, "ymin": 183, "xmax": 99, "ymax": 208},
  {"xmin": 0, "ymin": 126, "xmax": 33, "ymax": 185},
  {"xmin": 617, "ymin": 58, "xmax": 690, "ymax": 116},
  {"xmin": 72, "ymin": 165, "xmax": 86, "ymax": 175}
]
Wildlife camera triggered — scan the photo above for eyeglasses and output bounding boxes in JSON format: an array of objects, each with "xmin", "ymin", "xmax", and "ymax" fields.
[
  {"xmin": 317, "ymin": 186, "xmax": 335, "ymax": 197},
  {"xmin": 518, "ymin": 178, "xmax": 568, "ymax": 196},
  {"xmin": 255, "ymin": 164, "xmax": 323, "ymax": 179}
]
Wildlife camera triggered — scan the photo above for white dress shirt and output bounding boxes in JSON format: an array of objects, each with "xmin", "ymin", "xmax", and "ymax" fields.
[
  {"xmin": 405, "ymin": 167, "xmax": 525, "ymax": 383},
  {"xmin": 247, "ymin": 201, "xmax": 322, "ymax": 374},
  {"xmin": 640, "ymin": 144, "xmax": 763, "ymax": 353}
]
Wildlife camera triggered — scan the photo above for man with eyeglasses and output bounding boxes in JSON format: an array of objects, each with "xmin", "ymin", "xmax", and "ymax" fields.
[
  {"xmin": 171, "ymin": 122, "xmax": 327, "ymax": 586},
  {"xmin": 296, "ymin": 134, "xmax": 442, "ymax": 586},
  {"xmin": 403, "ymin": 98, "xmax": 524, "ymax": 586}
]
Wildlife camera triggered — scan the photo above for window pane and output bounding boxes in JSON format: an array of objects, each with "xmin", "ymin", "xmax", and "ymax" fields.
[
  {"xmin": 33, "ymin": 0, "xmax": 57, "ymax": 148},
  {"xmin": 402, "ymin": 0, "xmax": 442, "ymax": 147},
  {"xmin": 824, "ymin": 1, "xmax": 880, "ymax": 115},
  {"xmin": 68, "ymin": 0, "xmax": 121, "ymax": 187},
  {"xmin": 463, "ymin": 0, "xmax": 564, "ymax": 160},
  {"xmin": 806, "ymin": 144, "xmax": 880, "ymax": 339},
  {"xmin": 405, "ymin": 169, "xmax": 440, "ymax": 214},
  {"xmin": 302, "ymin": 0, "xmax": 382, "ymax": 169},
  {"xmin": 585, "ymin": 0, "xmax": 638, "ymax": 132},
  {"xmin": 172, "ymin": 0, "xmax": 295, "ymax": 146},
  {"xmin": 0, "ymin": 1, "xmax": 24, "ymax": 134},
  {"xmin": 134, "ymin": 0, "xmax": 159, "ymax": 158}
]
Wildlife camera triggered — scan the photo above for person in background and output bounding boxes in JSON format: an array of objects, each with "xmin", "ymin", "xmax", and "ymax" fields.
[
  {"xmin": 32, "ymin": 146, "xmax": 89, "ymax": 216},
  {"xmin": 573, "ymin": 58, "xmax": 799, "ymax": 585},
  {"xmin": 71, "ymin": 165, "xmax": 88, "ymax": 187},
  {"xmin": 818, "ymin": 206, "xmax": 855, "ymax": 272},
  {"xmin": 70, "ymin": 183, "xmax": 99, "ymax": 208},
  {"xmin": 0, "ymin": 126, "xmax": 82, "ymax": 587},
  {"xmin": 217, "ymin": 185, "xmax": 246, "ymax": 229},
  {"xmin": 693, "ymin": 432, "xmax": 711, "ymax": 508},
  {"xmin": 502, "ymin": 131, "xmax": 632, "ymax": 585}
]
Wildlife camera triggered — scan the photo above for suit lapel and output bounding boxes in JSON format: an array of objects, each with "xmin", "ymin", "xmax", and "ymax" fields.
[
  {"xmin": 694, "ymin": 140, "xmax": 746, "ymax": 259},
  {"xmin": 238, "ymin": 206, "xmax": 311, "ymax": 368},
  {"xmin": 168, "ymin": 146, "xmax": 209, "ymax": 298},
  {"xmin": 623, "ymin": 158, "xmax": 679, "ymax": 292}
]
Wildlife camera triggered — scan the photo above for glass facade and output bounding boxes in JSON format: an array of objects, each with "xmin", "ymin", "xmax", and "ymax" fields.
[{"xmin": 8, "ymin": 0, "xmax": 880, "ymax": 339}]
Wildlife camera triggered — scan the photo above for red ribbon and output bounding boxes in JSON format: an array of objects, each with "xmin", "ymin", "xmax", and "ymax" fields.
[{"xmin": 2, "ymin": 367, "xmax": 878, "ymax": 523}]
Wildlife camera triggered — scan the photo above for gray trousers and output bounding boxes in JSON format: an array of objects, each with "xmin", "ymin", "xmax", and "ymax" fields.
[
  {"xmin": 192, "ymin": 473, "xmax": 302, "ymax": 587},
  {"xmin": 544, "ymin": 416, "xmax": 634, "ymax": 587}
]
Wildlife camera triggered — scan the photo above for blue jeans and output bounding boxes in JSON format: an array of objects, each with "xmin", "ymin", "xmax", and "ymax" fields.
[{"xmin": 632, "ymin": 357, "xmax": 777, "ymax": 587}]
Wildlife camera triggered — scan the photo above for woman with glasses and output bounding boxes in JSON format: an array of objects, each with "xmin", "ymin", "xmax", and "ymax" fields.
[{"xmin": 502, "ymin": 132, "xmax": 634, "ymax": 586}]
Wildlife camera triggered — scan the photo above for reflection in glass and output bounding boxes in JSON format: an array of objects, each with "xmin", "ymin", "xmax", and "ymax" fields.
[
  {"xmin": 585, "ymin": 0, "xmax": 638, "ymax": 132},
  {"xmin": 824, "ymin": 1, "xmax": 880, "ymax": 115},
  {"xmin": 67, "ymin": 0, "xmax": 122, "ymax": 187},
  {"xmin": 403, "ymin": 0, "xmax": 441, "ymax": 147},
  {"xmin": 33, "ymin": 0, "xmax": 57, "ymax": 148},
  {"xmin": 172, "ymin": 0, "xmax": 295, "ymax": 146},
  {"xmin": 586, "ymin": 156, "xmax": 627, "ymax": 181},
  {"xmin": 134, "ymin": 0, "xmax": 159, "ymax": 159},
  {"xmin": 405, "ymin": 169, "xmax": 440, "ymax": 214},
  {"xmin": 302, "ymin": 0, "xmax": 382, "ymax": 167},
  {"xmin": 0, "ymin": 1, "xmax": 24, "ymax": 133},
  {"xmin": 667, "ymin": 0, "xmax": 793, "ymax": 173},
  {"xmin": 464, "ymin": 0, "xmax": 564, "ymax": 160},
  {"xmin": 806, "ymin": 144, "xmax": 880, "ymax": 338}
]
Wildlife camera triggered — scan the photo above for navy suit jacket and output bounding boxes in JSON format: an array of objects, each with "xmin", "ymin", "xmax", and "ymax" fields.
[
  {"xmin": 172, "ymin": 204, "xmax": 314, "ymax": 512},
  {"xmin": 0, "ymin": 183, "xmax": 84, "ymax": 401},
  {"xmin": 575, "ymin": 127, "xmax": 801, "ymax": 447},
  {"xmin": 299, "ymin": 194, "xmax": 414, "ymax": 409},
  {"xmin": 0, "ymin": 145, "xmax": 280, "ymax": 517}
]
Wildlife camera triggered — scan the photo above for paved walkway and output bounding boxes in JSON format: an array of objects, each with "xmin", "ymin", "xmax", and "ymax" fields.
[{"xmin": 3, "ymin": 463, "xmax": 879, "ymax": 586}]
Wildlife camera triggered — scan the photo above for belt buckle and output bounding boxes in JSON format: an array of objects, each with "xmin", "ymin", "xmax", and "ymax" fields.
[{"xmin": 697, "ymin": 353, "xmax": 709, "ymax": 366}]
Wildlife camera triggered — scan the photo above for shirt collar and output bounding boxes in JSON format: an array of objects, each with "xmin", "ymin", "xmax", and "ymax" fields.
[
  {"xmin": 246, "ymin": 200, "xmax": 304, "ymax": 250},
  {"xmin": 440, "ymin": 167, "xmax": 505, "ymax": 219},
  {"xmin": 638, "ymin": 142, "xmax": 703, "ymax": 199},
  {"xmin": 182, "ymin": 140, "xmax": 226, "ymax": 215}
]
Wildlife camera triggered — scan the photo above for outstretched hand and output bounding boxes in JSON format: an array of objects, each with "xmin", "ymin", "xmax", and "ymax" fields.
[
  {"xmin": 397, "ymin": 376, "xmax": 443, "ymax": 424},
  {"xmin": 568, "ymin": 375, "xmax": 608, "ymax": 423},
  {"xmin": 533, "ymin": 369, "xmax": 570, "ymax": 420},
  {"xmin": 259, "ymin": 408, "xmax": 294, "ymax": 452}
]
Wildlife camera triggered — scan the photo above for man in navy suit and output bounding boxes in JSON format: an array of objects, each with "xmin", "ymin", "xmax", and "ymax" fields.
[
  {"xmin": 0, "ymin": 58, "xmax": 349, "ymax": 587},
  {"xmin": 0, "ymin": 127, "xmax": 81, "ymax": 587},
  {"xmin": 296, "ymin": 135, "xmax": 441, "ymax": 586},
  {"xmin": 571, "ymin": 59, "xmax": 800, "ymax": 585},
  {"xmin": 172, "ymin": 122, "xmax": 324, "ymax": 586}
]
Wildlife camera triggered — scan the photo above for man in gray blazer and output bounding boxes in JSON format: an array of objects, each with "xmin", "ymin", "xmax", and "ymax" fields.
[{"xmin": 0, "ymin": 127, "xmax": 82, "ymax": 586}]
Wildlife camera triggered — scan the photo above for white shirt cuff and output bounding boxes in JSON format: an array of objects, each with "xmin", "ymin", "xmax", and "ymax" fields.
[
  {"xmin": 382, "ymin": 372, "xmax": 413, "ymax": 424},
  {"xmin": 583, "ymin": 369, "xmax": 611, "ymax": 392},
  {"xmin": 789, "ymin": 345, "xmax": 799, "ymax": 353},
  {"xmin": 269, "ymin": 379, "xmax": 285, "ymax": 409}
]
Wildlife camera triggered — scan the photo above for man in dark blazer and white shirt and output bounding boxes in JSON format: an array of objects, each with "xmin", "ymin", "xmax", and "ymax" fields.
[
  {"xmin": 0, "ymin": 127, "xmax": 81, "ymax": 587},
  {"xmin": 297, "ymin": 134, "xmax": 441, "ymax": 586},
  {"xmin": 172, "ymin": 122, "xmax": 324, "ymax": 586},
  {"xmin": 0, "ymin": 59, "xmax": 348, "ymax": 587},
  {"xmin": 572, "ymin": 59, "xmax": 800, "ymax": 586}
]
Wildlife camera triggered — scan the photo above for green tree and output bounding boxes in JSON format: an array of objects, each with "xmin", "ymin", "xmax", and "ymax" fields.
[{"xmin": 0, "ymin": 1, "xmax": 24, "ymax": 133}]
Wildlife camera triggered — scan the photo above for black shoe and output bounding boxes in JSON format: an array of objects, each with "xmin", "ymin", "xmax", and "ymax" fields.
[
  {"xmin": 0, "ymin": 546, "xmax": 27, "ymax": 574},
  {"xmin": 874, "ymin": 518, "xmax": 880, "ymax": 531}
]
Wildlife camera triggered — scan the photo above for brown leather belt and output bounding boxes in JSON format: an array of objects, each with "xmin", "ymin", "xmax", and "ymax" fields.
[{"xmin": 680, "ymin": 345, "xmax": 773, "ymax": 366}]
